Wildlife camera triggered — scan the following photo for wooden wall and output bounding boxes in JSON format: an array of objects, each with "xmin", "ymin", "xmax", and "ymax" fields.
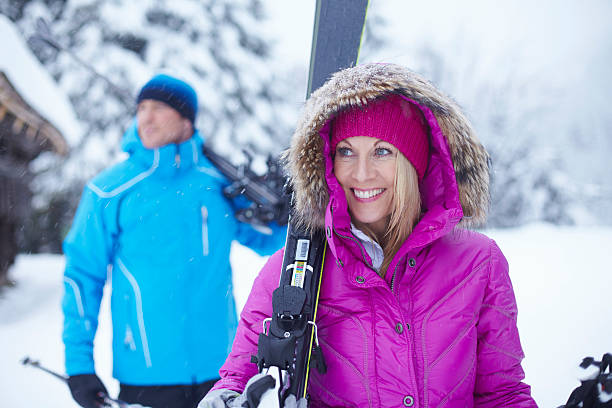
[{"xmin": 0, "ymin": 72, "xmax": 67, "ymax": 285}]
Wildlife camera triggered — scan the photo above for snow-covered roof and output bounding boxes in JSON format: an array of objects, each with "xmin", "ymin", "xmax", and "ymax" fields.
[{"xmin": 0, "ymin": 14, "xmax": 81, "ymax": 147}]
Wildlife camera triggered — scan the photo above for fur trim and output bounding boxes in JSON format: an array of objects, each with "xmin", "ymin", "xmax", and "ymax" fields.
[{"xmin": 283, "ymin": 63, "xmax": 490, "ymax": 231}]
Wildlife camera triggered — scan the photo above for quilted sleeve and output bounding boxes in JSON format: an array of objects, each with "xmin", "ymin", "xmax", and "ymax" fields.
[
  {"xmin": 474, "ymin": 240, "xmax": 538, "ymax": 407},
  {"xmin": 211, "ymin": 248, "xmax": 284, "ymax": 393}
]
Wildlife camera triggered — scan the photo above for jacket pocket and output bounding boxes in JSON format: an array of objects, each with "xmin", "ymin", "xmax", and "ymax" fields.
[
  {"xmin": 116, "ymin": 258, "xmax": 152, "ymax": 367},
  {"xmin": 309, "ymin": 305, "xmax": 372, "ymax": 407},
  {"xmin": 201, "ymin": 205, "xmax": 209, "ymax": 256}
]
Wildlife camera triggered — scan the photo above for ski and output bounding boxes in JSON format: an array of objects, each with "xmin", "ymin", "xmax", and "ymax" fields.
[
  {"xmin": 201, "ymin": 145, "xmax": 288, "ymax": 226},
  {"xmin": 252, "ymin": 0, "xmax": 370, "ymax": 404},
  {"xmin": 307, "ymin": 0, "xmax": 370, "ymax": 94}
]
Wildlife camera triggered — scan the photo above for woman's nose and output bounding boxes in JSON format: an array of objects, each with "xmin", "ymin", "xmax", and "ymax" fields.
[{"xmin": 354, "ymin": 156, "xmax": 375, "ymax": 181}]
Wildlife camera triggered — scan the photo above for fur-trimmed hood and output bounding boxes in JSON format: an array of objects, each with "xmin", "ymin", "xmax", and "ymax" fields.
[{"xmin": 283, "ymin": 63, "xmax": 490, "ymax": 234}]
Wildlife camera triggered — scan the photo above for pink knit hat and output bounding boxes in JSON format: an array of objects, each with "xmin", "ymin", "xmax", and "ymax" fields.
[{"xmin": 331, "ymin": 94, "xmax": 430, "ymax": 180}]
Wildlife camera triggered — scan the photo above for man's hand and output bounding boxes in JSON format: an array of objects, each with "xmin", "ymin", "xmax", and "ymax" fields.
[{"xmin": 67, "ymin": 373, "xmax": 109, "ymax": 408}]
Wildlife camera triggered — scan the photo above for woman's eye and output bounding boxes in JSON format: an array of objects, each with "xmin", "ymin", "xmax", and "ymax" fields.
[
  {"xmin": 375, "ymin": 147, "xmax": 392, "ymax": 156},
  {"xmin": 337, "ymin": 147, "xmax": 353, "ymax": 157}
]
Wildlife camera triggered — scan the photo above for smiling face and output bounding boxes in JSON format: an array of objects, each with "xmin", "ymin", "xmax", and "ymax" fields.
[
  {"xmin": 137, "ymin": 99, "xmax": 193, "ymax": 149},
  {"xmin": 333, "ymin": 136, "xmax": 398, "ymax": 238}
]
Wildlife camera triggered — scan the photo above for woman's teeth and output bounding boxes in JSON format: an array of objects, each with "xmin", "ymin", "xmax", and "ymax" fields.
[{"xmin": 353, "ymin": 188, "xmax": 384, "ymax": 199}]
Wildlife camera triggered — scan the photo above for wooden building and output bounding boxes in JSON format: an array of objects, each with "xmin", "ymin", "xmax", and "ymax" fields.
[{"xmin": 0, "ymin": 71, "xmax": 68, "ymax": 286}]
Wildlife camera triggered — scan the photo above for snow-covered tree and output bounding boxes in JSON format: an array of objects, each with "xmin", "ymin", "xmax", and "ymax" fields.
[
  {"xmin": 360, "ymin": 2, "xmax": 612, "ymax": 228},
  {"xmin": 18, "ymin": 0, "xmax": 294, "ymax": 166},
  {"xmin": 409, "ymin": 45, "xmax": 578, "ymax": 227},
  {"xmin": 2, "ymin": 0, "xmax": 300, "ymax": 251}
]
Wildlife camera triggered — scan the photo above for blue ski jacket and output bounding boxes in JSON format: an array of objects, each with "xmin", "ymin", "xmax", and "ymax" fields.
[{"xmin": 62, "ymin": 124, "xmax": 287, "ymax": 385}]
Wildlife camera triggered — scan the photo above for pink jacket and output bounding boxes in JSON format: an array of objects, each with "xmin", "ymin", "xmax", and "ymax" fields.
[{"xmin": 213, "ymin": 64, "xmax": 537, "ymax": 407}]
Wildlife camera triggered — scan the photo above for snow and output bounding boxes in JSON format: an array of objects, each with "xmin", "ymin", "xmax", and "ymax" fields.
[
  {"xmin": 0, "ymin": 14, "xmax": 81, "ymax": 147},
  {"xmin": 1, "ymin": 224, "xmax": 611, "ymax": 407}
]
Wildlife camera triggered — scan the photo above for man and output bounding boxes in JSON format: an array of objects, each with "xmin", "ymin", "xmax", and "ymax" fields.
[{"xmin": 62, "ymin": 74, "xmax": 287, "ymax": 408}]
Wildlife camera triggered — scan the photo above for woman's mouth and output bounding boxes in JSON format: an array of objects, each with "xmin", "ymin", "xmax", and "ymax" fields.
[{"xmin": 352, "ymin": 188, "xmax": 385, "ymax": 201}]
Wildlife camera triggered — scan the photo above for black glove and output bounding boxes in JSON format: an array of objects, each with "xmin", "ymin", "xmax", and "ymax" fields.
[{"xmin": 67, "ymin": 374, "xmax": 109, "ymax": 408}]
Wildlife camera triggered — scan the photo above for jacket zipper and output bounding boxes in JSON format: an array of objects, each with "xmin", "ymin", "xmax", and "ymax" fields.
[
  {"xmin": 390, "ymin": 254, "xmax": 407, "ymax": 293},
  {"xmin": 175, "ymin": 144, "xmax": 181, "ymax": 168},
  {"xmin": 332, "ymin": 218, "xmax": 420, "ymax": 404},
  {"xmin": 331, "ymin": 219, "xmax": 404, "ymax": 293},
  {"xmin": 124, "ymin": 324, "xmax": 137, "ymax": 351},
  {"xmin": 332, "ymin": 225, "xmax": 376, "ymax": 272},
  {"xmin": 201, "ymin": 206, "xmax": 209, "ymax": 256}
]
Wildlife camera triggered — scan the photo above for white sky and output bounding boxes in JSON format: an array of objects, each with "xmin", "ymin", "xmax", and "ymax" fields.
[{"xmin": 264, "ymin": 0, "xmax": 612, "ymax": 77}]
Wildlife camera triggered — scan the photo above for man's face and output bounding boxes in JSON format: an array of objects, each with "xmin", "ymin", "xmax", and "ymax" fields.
[{"xmin": 136, "ymin": 100, "xmax": 193, "ymax": 149}]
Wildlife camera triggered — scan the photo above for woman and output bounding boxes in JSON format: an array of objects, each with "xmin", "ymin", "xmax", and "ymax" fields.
[{"xmin": 202, "ymin": 63, "xmax": 537, "ymax": 407}]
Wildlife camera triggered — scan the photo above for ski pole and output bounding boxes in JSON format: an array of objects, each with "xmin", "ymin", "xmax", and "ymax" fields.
[
  {"xmin": 21, "ymin": 356, "xmax": 69, "ymax": 382},
  {"xmin": 21, "ymin": 356, "xmax": 131, "ymax": 408}
]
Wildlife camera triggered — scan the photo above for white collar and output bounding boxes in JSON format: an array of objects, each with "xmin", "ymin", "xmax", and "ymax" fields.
[{"xmin": 350, "ymin": 223, "xmax": 384, "ymax": 271}]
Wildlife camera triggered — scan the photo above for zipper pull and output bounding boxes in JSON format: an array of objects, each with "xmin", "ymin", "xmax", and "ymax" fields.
[
  {"xmin": 124, "ymin": 325, "xmax": 137, "ymax": 351},
  {"xmin": 311, "ymin": 344, "xmax": 327, "ymax": 374},
  {"xmin": 201, "ymin": 206, "xmax": 209, "ymax": 256}
]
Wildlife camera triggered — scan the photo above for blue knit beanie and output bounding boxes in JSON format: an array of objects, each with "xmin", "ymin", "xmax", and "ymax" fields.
[{"xmin": 136, "ymin": 74, "xmax": 198, "ymax": 124}]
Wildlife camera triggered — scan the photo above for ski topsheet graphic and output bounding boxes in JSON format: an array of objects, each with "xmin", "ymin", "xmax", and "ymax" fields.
[
  {"xmin": 307, "ymin": 1, "xmax": 369, "ymax": 95},
  {"xmin": 252, "ymin": 0, "xmax": 370, "ymax": 406}
]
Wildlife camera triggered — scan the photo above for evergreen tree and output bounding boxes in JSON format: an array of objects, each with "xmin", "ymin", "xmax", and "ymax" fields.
[
  {"xmin": 414, "ymin": 45, "xmax": 577, "ymax": 227},
  {"xmin": 3, "ymin": 0, "xmax": 294, "ymax": 251}
]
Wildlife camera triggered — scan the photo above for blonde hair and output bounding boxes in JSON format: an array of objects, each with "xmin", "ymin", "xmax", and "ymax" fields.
[{"xmin": 354, "ymin": 152, "xmax": 421, "ymax": 278}]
